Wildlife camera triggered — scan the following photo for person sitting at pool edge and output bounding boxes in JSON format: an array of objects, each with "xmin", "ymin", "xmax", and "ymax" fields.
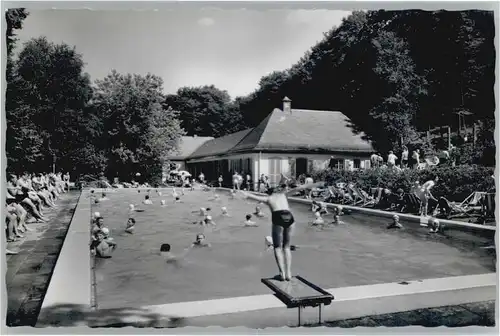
[
  {"xmin": 143, "ymin": 195, "xmax": 153, "ymax": 205},
  {"xmin": 244, "ymin": 214, "xmax": 258, "ymax": 227},
  {"xmin": 240, "ymin": 181, "xmax": 325, "ymax": 282}
]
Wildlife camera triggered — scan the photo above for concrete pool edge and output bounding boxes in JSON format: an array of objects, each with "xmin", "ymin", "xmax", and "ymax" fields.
[
  {"xmin": 215, "ymin": 188, "xmax": 496, "ymax": 233},
  {"xmin": 138, "ymin": 273, "xmax": 496, "ymax": 318},
  {"xmin": 36, "ymin": 190, "xmax": 92, "ymax": 327},
  {"xmin": 35, "ymin": 188, "xmax": 496, "ymax": 328}
]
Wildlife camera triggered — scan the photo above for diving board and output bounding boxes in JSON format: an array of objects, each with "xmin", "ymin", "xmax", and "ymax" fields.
[{"xmin": 261, "ymin": 275, "xmax": 334, "ymax": 326}]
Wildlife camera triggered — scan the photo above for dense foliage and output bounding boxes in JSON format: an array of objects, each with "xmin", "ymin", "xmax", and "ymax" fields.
[
  {"xmin": 312, "ymin": 165, "xmax": 495, "ymax": 202},
  {"xmin": 164, "ymin": 86, "xmax": 244, "ymax": 137}
]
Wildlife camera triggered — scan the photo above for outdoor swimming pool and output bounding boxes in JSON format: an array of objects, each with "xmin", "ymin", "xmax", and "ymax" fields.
[{"xmin": 90, "ymin": 188, "xmax": 495, "ymax": 310}]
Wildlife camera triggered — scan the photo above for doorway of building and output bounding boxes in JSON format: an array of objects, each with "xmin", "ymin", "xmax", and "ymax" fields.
[{"xmin": 296, "ymin": 158, "xmax": 308, "ymax": 178}]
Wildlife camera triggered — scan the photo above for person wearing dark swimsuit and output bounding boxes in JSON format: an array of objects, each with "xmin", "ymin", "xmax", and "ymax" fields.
[{"xmin": 241, "ymin": 181, "xmax": 324, "ymax": 281}]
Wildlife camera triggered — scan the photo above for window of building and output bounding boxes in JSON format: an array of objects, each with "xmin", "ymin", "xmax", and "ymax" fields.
[
  {"xmin": 329, "ymin": 158, "xmax": 345, "ymax": 170},
  {"xmin": 353, "ymin": 159, "xmax": 361, "ymax": 169}
]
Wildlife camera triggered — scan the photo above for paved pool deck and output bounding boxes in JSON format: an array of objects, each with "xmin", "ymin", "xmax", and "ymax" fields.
[{"xmin": 4, "ymin": 191, "xmax": 80, "ymax": 327}]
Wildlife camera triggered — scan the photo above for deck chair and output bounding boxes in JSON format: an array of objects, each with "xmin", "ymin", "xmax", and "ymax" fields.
[
  {"xmin": 401, "ymin": 193, "xmax": 421, "ymax": 214},
  {"xmin": 459, "ymin": 191, "xmax": 486, "ymax": 211},
  {"xmin": 437, "ymin": 197, "xmax": 476, "ymax": 219},
  {"xmin": 348, "ymin": 185, "xmax": 375, "ymax": 207}
]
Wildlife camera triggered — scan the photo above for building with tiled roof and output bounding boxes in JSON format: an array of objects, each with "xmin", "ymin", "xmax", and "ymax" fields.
[{"xmin": 179, "ymin": 97, "xmax": 374, "ymax": 187}]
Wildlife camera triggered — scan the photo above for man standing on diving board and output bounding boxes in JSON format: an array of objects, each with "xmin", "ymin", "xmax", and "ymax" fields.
[{"xmin": 240, "ymin": 181, "xmax": 325, "ymax": 281}]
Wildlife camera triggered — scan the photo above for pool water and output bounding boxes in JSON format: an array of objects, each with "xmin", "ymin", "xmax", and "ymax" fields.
[{"xmin": 91, "ymin": 189, "xmax": 495, "ymax": 309}]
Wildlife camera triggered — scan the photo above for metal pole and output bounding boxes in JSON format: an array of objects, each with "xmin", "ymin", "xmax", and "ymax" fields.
[
  {"xmin": 447, "ymin": 126, "xmax": 451, "ymax": 149},
  {"xmin": 298, "ymin": 306, "xmax": 302, "ymax": 327},
  {"xmin": 319, "ymin": 304, "xmax": 322, "ymax": 324}
]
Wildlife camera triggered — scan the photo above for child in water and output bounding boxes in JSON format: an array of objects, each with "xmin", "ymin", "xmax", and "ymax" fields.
[
  {"xmin": 143, "ymin": 195, "xmax": 153, "ymax": 205},
  {"xmin": 311, "ymin": 211, "xmax": 325, "ymax": 226},
  {"xmin": 193, "ymin": 233, "xmax": 211, "ymax": 247},
  {"xmin": 244, "ymin": 214, "xmax": 258, "ymax": 227},
  {"xmin": 125, "ymin": 218, "xmax": 136, "ymax": 234},
  {"xmin": 221, "ymin": 207, "xmax": 230, "ymax": 217},
  {"xmin": 254, "ymin": 205, "xmax": 265, "ymax": 218}
]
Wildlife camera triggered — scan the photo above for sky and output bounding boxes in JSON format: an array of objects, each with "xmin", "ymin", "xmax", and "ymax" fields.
[{"xmin": 16, "ymin": 8, "xmax": 351, "ymax": 98}]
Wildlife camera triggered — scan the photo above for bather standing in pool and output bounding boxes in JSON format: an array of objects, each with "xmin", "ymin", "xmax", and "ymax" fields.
[{"xmin": 241, "ymin": 181, "xmax": 324, "ymax": 281}]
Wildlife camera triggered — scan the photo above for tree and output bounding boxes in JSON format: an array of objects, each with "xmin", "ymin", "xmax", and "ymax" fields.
[
  {"xmin": 92, "ymin": 70, "xmax": 184, "ymax": 183},
  {"xmin": 5, "ymin": 8, "xmax": 28, "ymax": 81},
  {"xmin": 369, "ymin": 29, "xmax": 427, "ymax": 151},
  {"xmin": 7, "ymin": 37, "xmax": 94, "ymax": 174},
  {"xmin": 165, "ymin": 85, "xmax": 245, "ymax": 137}
]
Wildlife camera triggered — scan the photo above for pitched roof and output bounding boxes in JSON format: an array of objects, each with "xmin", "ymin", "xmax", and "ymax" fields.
[
  {"xmin": 169, "ymin": 136, "xmax": 214, "ymax": 160},
  {"xmin": 188, "ymin": 129, "xmax": 253, "ymax": 159},
  {"xmin": 230, "ymin": 108, "xmax": 373, "ymax": 153}
]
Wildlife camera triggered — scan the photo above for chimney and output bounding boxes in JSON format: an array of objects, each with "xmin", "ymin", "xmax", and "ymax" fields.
[
  {"xmin": 193, "ymin": 134, "xmax": 197, "ymax": 138},
  {"xmin": 282, "ymin": 96, "xmax": 292, "ymax": 114}
]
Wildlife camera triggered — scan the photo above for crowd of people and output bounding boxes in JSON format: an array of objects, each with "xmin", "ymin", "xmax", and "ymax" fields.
[
  {"xmin": 5, "ymin": 172, "xmax": 71, "ymax": 255},
  {"xmin": 368, "ymin": 145, "xmax": 455, "ymax": 171}
]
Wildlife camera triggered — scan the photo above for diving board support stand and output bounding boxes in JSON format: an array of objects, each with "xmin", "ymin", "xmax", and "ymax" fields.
[{"xmin": 261, "ymin": 275, "xmax": 334, "ymax": 326}]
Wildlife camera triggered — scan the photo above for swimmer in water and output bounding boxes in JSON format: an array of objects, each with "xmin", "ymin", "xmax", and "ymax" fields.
[
  {"xmin": 241, "ymin": 181, "xmax": 324, "ymax": 281},
  {"xmin": 98, "ymin": 193, "xmax": 109, "ymax": 202},
  {"xmin": 387, "ymin": 214, "xmax": 403, "ymax": 229},
  {"xmin": 91, "ymin": 230, "xmax": 116, "ymax": 258},
  {"xmin": 209, "ymin": 193, "xmax": 221, "ymax": 201},
  {"xmin": 125, "ymin": 218, "xmax": 136, "ymax": 234},
  {"xmin": 143, "ymin": 195, "xmax": 153, "ymax": 205},
  {"xmin": 244, "ymin": 214, "xmax": 258, "ymax": 227},
  {"xmin": 160, "ymin": 243, "xmax": 184, "ymax": 267},
  {"xmin": 157, "ymin": 190, "xmax": 162, "ymax": 196},
  {"xmin": 193, "ymin": 207, "xmax": 210, "ymax": 216},
  {"xmin": 221, "ymin": 207, "xmax": 230, "ymax": 216},
  {"xmin": 230, "ymin": 189, "xmax": 236, "ymax": 199},
  {"xmin": 254, "ymin": 205, "xmax": 265, "ymax": 218},
  {"xmin": 192, "ymin": 233, "xmax": 211, "ymax": 247},
  {"xmin": 311, "ymin": 211, "xmax": 325, "ymax": 226},
  {"xmin": 201, "ymin": 215, "xmax": 216, "ymax": 227},
  {"xmin": 160, "ymin": 200, "xmax": 166, "ymax": 206}
]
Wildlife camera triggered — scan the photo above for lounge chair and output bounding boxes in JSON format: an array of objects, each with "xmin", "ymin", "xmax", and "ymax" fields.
[
  {"xmin": 436, "ymin": 197, "xmax": 476, "ymax": 219},
  {"xmin": 347, "ymin": 184, "xmax": 375, "ymax": 207},
  {"xmin": 400, "ymin": 193, "xmax": 421, "ymax": 214}
]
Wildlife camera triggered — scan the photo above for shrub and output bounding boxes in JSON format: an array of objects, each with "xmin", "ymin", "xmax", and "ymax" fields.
[{"xmin": 312, "ymin": 165, "xmax": 494, "ymax": 202}]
